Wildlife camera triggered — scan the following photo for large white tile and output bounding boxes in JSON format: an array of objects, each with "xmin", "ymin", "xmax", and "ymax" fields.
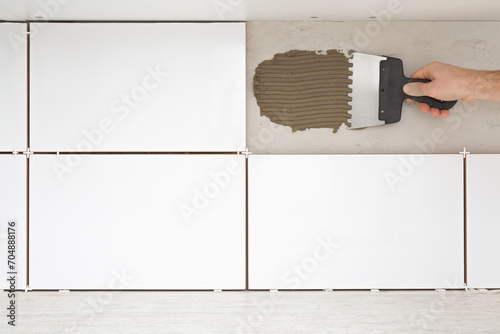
[
  {"xmin": 30, "ymin": 23, "xmax": 245, "ymax": 152},
  {"xmin": 2, "ymin": 0, "xmax": 499, "ymax": 21},
  {"xmin": 466, "ymin": 154, "xmax": 500, "ymax": 288},
  {"xmin": 249, "ymin": 154, "xmax": 464, "ymax": 289},
  {"xmin": 0, "ymin": 155, "xmax": 27, "ymax": 289},
  {"xmin": 30, "ymin": 154, "xmax": 245, "ymax": 289},
  {"xmin": 0, "ymin": 23, "xmax": 27, "ymax": 151}
]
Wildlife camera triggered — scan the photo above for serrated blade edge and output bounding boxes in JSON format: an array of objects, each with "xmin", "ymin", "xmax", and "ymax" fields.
[{"xmin": 347, "ymin": 52, "xmax": 387, "ymax": 129}]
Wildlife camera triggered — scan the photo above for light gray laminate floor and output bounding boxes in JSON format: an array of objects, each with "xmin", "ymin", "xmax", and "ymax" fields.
[{"xmin": 1, "ymin": 290, "xmax": 499, "ymax": 333}]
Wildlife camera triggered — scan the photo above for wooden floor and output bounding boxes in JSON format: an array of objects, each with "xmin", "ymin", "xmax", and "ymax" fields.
[{"xmin": 1, "ymin": 290, "xmax": 499, "ymax": 333}]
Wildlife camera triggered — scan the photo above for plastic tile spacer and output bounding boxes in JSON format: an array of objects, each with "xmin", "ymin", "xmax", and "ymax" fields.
[
  {"xmin": 25, "ymin": 148, "xmax": 32, "ymax": 159},
  {"xmin": 370, "ymin": 289, "xmax": 379, "ymax": 292},
  {"xmin": 213, "ymin": 289, "xmax": 222, "ymax": 293},
  {"xmin": 24, "ymin": 285, "xmax": 32, "ymax": 293},
  {"xmin": 59, "ymin": 289, "xmax": 70, "ymax": 293},
  {"xmin": 237, "ymin": 148, "xmax": 252, "ymax": 158},
  {"xmin": 459, "ymin": 147, "xmax": 470, "ymax": 158}
]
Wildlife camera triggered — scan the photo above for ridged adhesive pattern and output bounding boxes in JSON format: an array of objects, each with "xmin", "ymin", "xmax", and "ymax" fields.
[{"xmin": 253, "ymin": 49, "xmax": 353, "ymax": 132}]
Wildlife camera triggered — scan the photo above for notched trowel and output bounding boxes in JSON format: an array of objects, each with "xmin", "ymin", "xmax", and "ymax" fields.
[{"xmin": 347, "ymin": 52, "xmax": 458, "ymax": 129}]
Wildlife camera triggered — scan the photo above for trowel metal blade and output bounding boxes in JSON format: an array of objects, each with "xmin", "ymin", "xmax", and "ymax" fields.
[{"xmin": 347, "ymin": 52, "xmax": 387, "ymax": 129}]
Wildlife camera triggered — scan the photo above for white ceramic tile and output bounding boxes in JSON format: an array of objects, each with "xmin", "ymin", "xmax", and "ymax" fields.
[
  {"xmin": 249, "ymin": 154, "xmax": 464, "ymax": 289},
  {"xmin": 466, "ymin": 154, "xmax": 500, "ymax": 288},
  {"xmin": 0, "ymin": 155, "xmax": 27, "ymax": 289},
  {"xmin": 2, "ymin": 0, "xmax": 499, "ymax": 21},
  {"xmin": 30, "ymin": 23, "xmax": 245, "ymax": 152},
  {"xmin": 30, "ymin": 155, "xmax": 245, "ymax": 289},
  {"xmin": 0, "ymin": 23, "xmax": 27, "ymax": 152}
]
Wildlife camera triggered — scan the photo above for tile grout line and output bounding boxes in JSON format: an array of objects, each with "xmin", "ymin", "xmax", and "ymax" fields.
[
  {"xmin": 245, "ymin": 157, "xmax": 249, "ymax": 290},
  {"xmin": 26, "ymin": 153, "xmax": 30, "ymax": 288},
  {"xmin": 27, "ymin": 151, "xmax": 240, "ymax": 155},
  {"xmin": 244, "ymin": 23, "xmax": 248, "ymax": 291},
  {"xmin": 26, "ymin": 22, "xmax": 30, "ymax": 288},
  {"xmin": 27, "ymin": 23, "xmax": 30, "ymax": 150},
  {"xmin": 11, "ymin": 288, "xmax": 471, "ymax": 292},
  {"xmin": 463, "ymin": 155, "xmax": 467, "ymax": 286},
  {"xmin": 2, "ymin": 20, "xmax": 246, "ymax": 24}
]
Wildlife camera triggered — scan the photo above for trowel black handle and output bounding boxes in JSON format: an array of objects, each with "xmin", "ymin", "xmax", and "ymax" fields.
[
  {"xmin": 406, "ymin": 78, "xmax": 458, "ymax": 111},
  {"xmin": 379, "ymin": 57, "xmax": 458, "ymax": 124}
]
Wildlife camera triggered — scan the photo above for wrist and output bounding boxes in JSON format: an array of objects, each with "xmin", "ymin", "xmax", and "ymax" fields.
[{"xmin": 472, "ymin": 70, "xmax": 500, "ymax": 102}]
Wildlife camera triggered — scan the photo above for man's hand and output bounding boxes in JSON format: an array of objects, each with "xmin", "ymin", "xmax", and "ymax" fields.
[{"xmin": 403, "ymin": 62, "xmax": 500, "ymax": 118}]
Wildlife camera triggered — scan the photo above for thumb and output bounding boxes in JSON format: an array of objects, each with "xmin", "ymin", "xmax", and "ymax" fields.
[{"xmin": 403, "ymin": 82, "xmax": 429, "ymax": 97}]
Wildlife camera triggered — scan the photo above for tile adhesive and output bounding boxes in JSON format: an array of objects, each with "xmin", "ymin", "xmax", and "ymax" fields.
[{"xmin": 253, "ymin": 49, "xmax": 353, "ymax": 132}]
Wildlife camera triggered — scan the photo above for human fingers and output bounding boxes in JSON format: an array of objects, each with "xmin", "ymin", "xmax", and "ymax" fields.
[
  {"xmin": 411, "ymin": 67, "xmax": 432, "ymax": 80},
  {"xmin": 417, "ymin": 102, "xmax": 430, "ymax": 113},
  {"xmin": 430, "ymin": 107, "xmax": 440, "ymax": 117}
]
